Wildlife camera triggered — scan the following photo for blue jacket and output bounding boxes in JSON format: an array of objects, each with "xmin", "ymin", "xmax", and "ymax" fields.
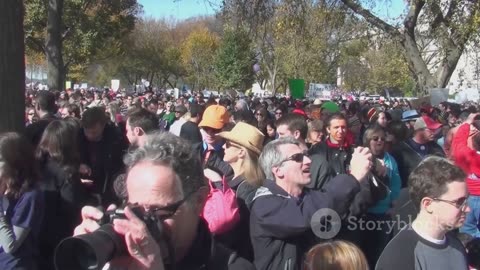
[{"xmin": 368, "ymin": 153, "xmax": 402, "ymax": 214}]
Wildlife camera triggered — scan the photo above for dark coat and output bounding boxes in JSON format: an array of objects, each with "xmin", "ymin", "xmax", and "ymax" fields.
[
  {"xmin": 391, "ymin": 140, "xmax": 445, "ymax": 187},
  {"xmin": 250, "ymin": 175, "xmax": 360, "ymax": 270},
  {"xmin": 24, "ymin": 113, "xmax": 57, "ymax": 147},
  {"xmin": 175, "ymin": 219, "xmax": 255, "ymax": 270},
  {"xmin": 78, "ymin": 123, "xmax": 128, "ymax": 206},
  {"xmin": 37, "ymin": 159, "xmax": 92, "ymax": 270}
]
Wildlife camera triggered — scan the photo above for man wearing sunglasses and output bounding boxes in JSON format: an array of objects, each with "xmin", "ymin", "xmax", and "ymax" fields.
[
  {"xmin": 73, "ymin": 132, "xmax": 255, "ymax": 270},
  {"xmin": 251, "ymin": 137, "xmax": 373, "ymax": 270},
  {"xmin": 377, "ymin": 156, "xmax": 469, "ymax": 270}
]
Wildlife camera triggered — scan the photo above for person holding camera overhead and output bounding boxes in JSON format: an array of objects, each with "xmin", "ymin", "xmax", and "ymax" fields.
[{"xmin": 69, "ymin": 132, "xmax": 255, "ymax": 270}]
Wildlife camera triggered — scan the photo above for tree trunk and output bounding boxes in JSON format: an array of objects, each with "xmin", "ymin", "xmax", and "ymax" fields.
[
  {"xmin": 46, "ymin": 0, "xmax": 65, "ymax": 91},
  {"xmin": 0, "ymin": 0, "xmax": 26, "ymax": 133},
  {"xmin": 400, "ymin": 33, "xmax": 438, "ymax": 95}
]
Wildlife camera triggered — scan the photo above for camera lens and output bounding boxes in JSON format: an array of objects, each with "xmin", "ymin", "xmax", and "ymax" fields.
[{"xmin": 54, "ymin": 224, "xmax": 127, "ymax": 270}]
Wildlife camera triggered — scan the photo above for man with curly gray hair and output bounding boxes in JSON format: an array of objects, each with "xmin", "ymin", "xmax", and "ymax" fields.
[{"xmin": 74, "ymin": 132, "xmax": 255, "ymax": 270}]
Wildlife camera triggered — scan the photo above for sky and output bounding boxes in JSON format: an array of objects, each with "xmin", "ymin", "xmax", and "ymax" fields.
[
  {"xmin": 138, "ymin": 0, "xmax": 220, "ymax": 20},
  {"xmin": 138, "ymin": 0, "xmax": 406, "ymax": 22}
]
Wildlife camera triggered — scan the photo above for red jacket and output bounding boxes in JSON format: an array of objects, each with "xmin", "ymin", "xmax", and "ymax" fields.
[{"xmin": 452, "ymin": 123, "xmax": 480, "ymax": 195}]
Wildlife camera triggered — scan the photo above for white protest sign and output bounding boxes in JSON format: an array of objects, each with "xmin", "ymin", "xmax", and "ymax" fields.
[{"xmin": 111, "ymin": 79, "xmax": 120, "ymax": 92}]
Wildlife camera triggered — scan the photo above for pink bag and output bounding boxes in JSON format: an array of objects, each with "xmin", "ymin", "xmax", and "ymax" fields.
[{"xmin": 201, "ymin": 177, "xmax": 240, "ymax": 234}]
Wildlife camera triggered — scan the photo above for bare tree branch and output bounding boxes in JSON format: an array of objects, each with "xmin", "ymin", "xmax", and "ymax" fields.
[{"xmin": 339, "ymin": 0, "xmax": 400, "ymax": 37}]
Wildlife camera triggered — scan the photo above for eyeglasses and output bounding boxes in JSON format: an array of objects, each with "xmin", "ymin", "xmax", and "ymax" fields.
[
  {"xmin": 256, "ymin": 113, "xmax": 264, "ymax": 116},
  {"xmin": 126, "ymin": 191, "xmax": 195, "ymax": 221},
  {"xmin": 433, "ymin": 196, "xmax": 469, "ymax": 211},
  {"xmin": 279, "ymin": 151, "xmax": 309, "ymax": 165},
  {"xmin": 371, "ymin": 136, "xmax": 386, "ymax": 142},
  {"xmin": 275, "ymin": 111, "xmax": 283, "ymax": 115}
]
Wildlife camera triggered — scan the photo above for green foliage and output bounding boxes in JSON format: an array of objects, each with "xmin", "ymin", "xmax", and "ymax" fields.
[
  {"xmin": 214, "ymin": 27, "xmax": 255, "ymax": 91},
  {"xmin": 24, "ymin": 0, "xmax": 140, "ymax": 80},
  {"xmin": 181, "ymin": 27, "xmax": 219, "ymax": 90}
]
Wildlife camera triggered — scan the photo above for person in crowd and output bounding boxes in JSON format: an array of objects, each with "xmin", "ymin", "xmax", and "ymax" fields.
[
  {"xmin": 451, "ymin": 113, "xmax": 480, "ymax": 237},
  {"xmin": 376, "ymin": 156, "xmax": 469, "ymax": 270},
  {"xmin": 179, "ymin": 104, "xmax": 203, "ymax": 144},
  {"xmin": 161, "ymin": 101, "xmax": 176, "ymax": 129},
  {"xmin": 308, "ymin": 113, "xmax": 354, "ymax": 189},
  {"xmin": 276, "ymin": 113, "xmax": 309, "ymax": 150},
  {"xmin": 274, "ymin": 104, "xmax": 288, "ymax": 120},
  {"xmin": 195, "ymin": 104, "xmax": 234, "ymax": 177},
  {"xmin": 255, "ymin": 107, "xmax": 269, "ymax": 130},
  {"xmin": 234, "ymin": 99, "xmax": 250, "ymax": 112},
  {"xmin": 261, "ymin": 118, "xmax": 276, "ymax": 145},
  {"xmin": 250, "ymin": 137, "xmax": 372, "ymax": 270},
  {"xmin": 25, "ymin": 90, "xmax": 57, "ymax": 147},
  {"xmin": 303, "ymin": 240, "xmax": 369, "ymax": 270},
  {"xmin": 78, "ymin": 106, "xmax": 128, "ymax": 206},
  {"xmin": 36, "ymin": 120, "xmax": 91, "ymax": 270},
  {"xmin": 0, "ymin": 132, "xmax": 44, "ymax": 270},
  {"xmin": 120, "ymin": 95, "xmax": 133, "ymax": 116},
  {"xmin": 401, "ymin": 110, "xmax": 420, "ymax": 137},
  {"xmin": 25, "ymin": 107, "xmax": 37, "ymax": 126},
  {"xmin": 391, "ymin": 115, "xmax": 445, "ymax": 187},
  {"xmin": 73, "ymin": 132, "xmax": 255, "ymax": 270},
  {"xmin": 146, "ymin": 98, "xmax": 159, "ymax": 115},
  {"xmin": 307, "ymin": 119, "xmax": 324, "ymax": 148},
  {"xmin": 357, "ymin": 125, "xmax": 402, "ymax": 267},
  {"xmin": 125, "ymin": 108, "xmax": 160, "ymax": 148},
  {"xmin": 206, "ymin": 122, "xmax": 265, "ymax": 260},
  {"xmin": 63, "ymin": 103, "xmax": 81, "ymax": 119},
  {"xmin": 169, "ymin": 105, "xmax": 188, "ymax": 136}
]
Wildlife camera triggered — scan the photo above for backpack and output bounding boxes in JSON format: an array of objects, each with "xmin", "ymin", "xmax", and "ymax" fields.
[{"xmin": 202, "ymin": 176, "xmax": 240, "ymax": 235}]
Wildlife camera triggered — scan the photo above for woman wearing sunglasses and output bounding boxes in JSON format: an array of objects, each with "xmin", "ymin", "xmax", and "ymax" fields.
[
  {"xmin": 358, "ymin": 125, "xmax": 402, "ymax": 268},
  {"xmin": 214, "ymin": 122, "xmax": 265, "ymax": 261}
]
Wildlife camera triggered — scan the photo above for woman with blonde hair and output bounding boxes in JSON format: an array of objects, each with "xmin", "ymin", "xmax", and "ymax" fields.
[
  {"xmin": 303, "ymin": 240, "xmax": 369, "ymax": 270},
  {"xmin": 206, "ymin": 122, "xmax": 265, "ymax": 261}
]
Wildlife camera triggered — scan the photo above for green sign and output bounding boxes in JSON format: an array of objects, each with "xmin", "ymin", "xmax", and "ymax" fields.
[{"xmin": 288, "ymin": 79, "xmax": 305, "ymax": 99}]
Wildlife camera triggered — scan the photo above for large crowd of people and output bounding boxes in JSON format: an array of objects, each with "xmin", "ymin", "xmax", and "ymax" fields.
[{"xmin": 0, "ymin": 86, "xmax": 479, "ymax": 270}]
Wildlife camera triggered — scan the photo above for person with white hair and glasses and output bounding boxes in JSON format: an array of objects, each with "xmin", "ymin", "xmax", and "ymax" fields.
[{"xmin": 249, "ymin": 137, "xmax": 373, "ymax": 270}]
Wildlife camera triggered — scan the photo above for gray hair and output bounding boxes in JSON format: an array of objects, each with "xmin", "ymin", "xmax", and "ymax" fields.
[
  {"xmin": 236, "ymin": 99, "xmax": 249, "ymax": 111},
  {"xmin": 259, "ymin": 137, "xmax": 300, "ymax": 180},
  {"xmin": 123, "ymin": 132, "xmax": 205, "ymax": 199}
]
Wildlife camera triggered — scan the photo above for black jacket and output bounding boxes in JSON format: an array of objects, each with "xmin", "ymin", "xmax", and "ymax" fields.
[
  {"xmin": 250, "ymin": 175, "xmax": 360, "ymax": 270},
  {"xmin": 37, "ymin": 159, "xmax": 92, "ymax": 270},
  {"xmin": 24, "ymin": 113, "xmax": 57, "ymax": 147},
  {"xmin": 174, "ymin": 219, "xmax": 255, "ymax": 270},
  {"xmin": 391, "ymin": 140, "xmax": 445, "ymax": 187},
  {"xmin": 78, "ymin": 123, "xmax": 128, "ymax": 206}
]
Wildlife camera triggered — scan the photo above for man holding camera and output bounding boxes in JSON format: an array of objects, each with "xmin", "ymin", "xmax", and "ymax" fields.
[{"xmin": 72, "ymin": 132, "xmax": 255, "ymax": 270}]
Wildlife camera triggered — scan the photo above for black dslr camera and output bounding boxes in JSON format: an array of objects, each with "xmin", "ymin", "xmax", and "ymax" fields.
[{"xmin": 54, "ymin": 206, "xmax": 163, "ymax": 270}]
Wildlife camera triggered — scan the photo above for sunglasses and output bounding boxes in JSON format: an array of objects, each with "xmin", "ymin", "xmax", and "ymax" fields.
[
  {"xmin": 126, "ymin": 191, "xmax": 195, "ymax": 221},
  {"xmin": 371, "ymin": 136, "xmax": 386, "ymax": 142},
  {"xmin": 279, "ymin": 151, "xmax": 309, "ymax": 165},
  {"xmin": 275, "ymin": 111, "xmax": 283, "ymax": 115},
  {"xmin": 433, "ymin": 196, "xmax": 469, "ymax": 211}
]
